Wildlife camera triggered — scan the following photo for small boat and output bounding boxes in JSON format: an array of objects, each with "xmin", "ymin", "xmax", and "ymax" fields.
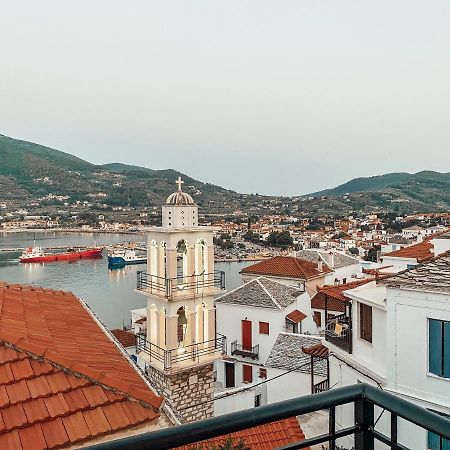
[
  {"xmin": 108, "ymin": 248, "xmax": 147, "ymax": 267},
  {"xmin": 20, "ymin": 246, "xmax": 103, "ymax": 263}
]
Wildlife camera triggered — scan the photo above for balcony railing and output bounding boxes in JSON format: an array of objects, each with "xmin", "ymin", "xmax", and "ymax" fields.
[
  {"xmin": 137, "ymin": 270, "xmax": 225, "ymax": 299},
  {"xmin": 85, "ymin": 383, "xmax": 450, "ymax": 450},
  {"xmin": 136, "ymin": 332, "xmax": 227, "ymax": 370},
  {"xmin": 313, "ymin": 378, "xmax": 330, "ymax": 394},
  {"xmin": 325, "ymin": 313, "xmax": 352, "ymax": 353},
  {"xmin": 231, "ymin": 340, "xmax": 259, "ymax": 360}
]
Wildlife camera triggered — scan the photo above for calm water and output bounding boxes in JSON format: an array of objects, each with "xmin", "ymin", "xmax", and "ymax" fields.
[{"xmin": 0, "ymin": 231, "xmax": 251, "ymax": 329}]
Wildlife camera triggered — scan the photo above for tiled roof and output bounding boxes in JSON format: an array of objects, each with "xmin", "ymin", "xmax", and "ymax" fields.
[
  {"xmin": 286, "ymin": 310, "xmax": 307, "ymax": 324},
  {"xmin": 382, "ymin": 251, "xmax": 450, "ymax": 293},
  {"xmin": 241, "ymin": 256, "xmax": 332, "ymax": 280},
  {"xmin": 266, "ymin": 333, "xmax": 327, "ymax": 377},
  {"xmin": 0, "ymin": 282, "xmax": 163, "ymax": 449},
  {"xmin": 110, "ymin": 330, "xmax": 137, "ymax": 348},
  {"xmin": 295, "ymin": 250, "xmax": 358, "ymax": 269},
  {"xmin": 311, "ymin": 292, "xmax": 345, "ymax": 313},
  {"xmin": 383, "ymin": 240, "xmax": 434, "ymax": 261},
  {"xmin": 176, "ymin": 417, "xmax": 309, "ymax": 450},
  {"xmin": 216, "ymin": 277, "xmax": 302, "ymax": 310},
  {"xmin": 302, "ymin": 343, "xmax": 329, "ymax": 358},
  {"xmin": 317, "ymin": 279, "xmax": 374, "ymax": 302}
]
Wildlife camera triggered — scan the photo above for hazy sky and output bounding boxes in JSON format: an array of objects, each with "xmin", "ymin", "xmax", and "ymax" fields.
[{"xmin": 1, "ymin": 1, "xmax": 450, "ymax": 196}]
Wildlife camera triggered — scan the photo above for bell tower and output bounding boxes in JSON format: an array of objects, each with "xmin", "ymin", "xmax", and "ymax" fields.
[{"xmin": 136, "ymin": 177, "xmax": 226, "ymax": 423}]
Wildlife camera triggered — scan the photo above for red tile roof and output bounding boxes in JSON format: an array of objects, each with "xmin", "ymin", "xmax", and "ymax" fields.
[
  {"xmin": 302, "ymin": 343, "xmax": 329, "ymax": 358},
  {"xmin": 110, "ymin": 330, "xmax": 137, "ymax": 348},
  {"xmin": 0, "ymin": 283, "xmax": 162, "ymax": 449},
  {"xmin": 286, "ymin": 310, "xmax": 307, "ymax": 324},
  {"xmin": 241, "ymin": 256, "xmax": 332, "ymax": 280},
  {"xmin": 176, "ymin": 417, "xmax": 309, "ymax": 450},
  {"xmin": 383, "ymin": 240, "xmax": 434, "ymax": 262},
  {"xmin": 311, "ymin": 279, "xmax": 373, "ymax": 312}
]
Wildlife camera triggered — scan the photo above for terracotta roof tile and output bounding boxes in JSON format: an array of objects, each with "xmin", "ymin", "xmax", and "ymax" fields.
[
  {"xmin": 176, "ymin": 417, "xmax": 309, "ymax": 450},
  {"xmin": 18, "ymin": 423, "xmax": 47, "ymax": 450},
  {"xmin": 384, "ymin": 240, "xmax": 434, "ymax": 262},
  {"xmin": 110, "ymin": 329, "xmax": 137, "ymax": 348},
  {"xmin": 286, "ymin": 310, "xmax": 307, "ymax": 324},
  {"xmin": 302, "ymin": 343, "xmax": 329, "ymax": 358},
  {"xmin": 0, "ymin": 283, "xmax": 162, "ymax": 449},
  {"xmin": 241, "ymin": 256, "xmax": 332, "ymax": 280}
]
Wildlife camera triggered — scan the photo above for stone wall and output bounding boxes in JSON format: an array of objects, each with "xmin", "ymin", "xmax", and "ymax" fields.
[{"xmin": 146, "ymin": 363, "xmax": 215, "ymax": 423}]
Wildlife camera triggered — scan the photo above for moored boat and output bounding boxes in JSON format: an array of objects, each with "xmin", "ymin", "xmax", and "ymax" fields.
[
  {"xmin": 19, "ymin": 246, "xmax": 103, "ymax": 263},
  {"xmin": 108, "ymin": 248, "xmax": 147, "ymax": 267}
]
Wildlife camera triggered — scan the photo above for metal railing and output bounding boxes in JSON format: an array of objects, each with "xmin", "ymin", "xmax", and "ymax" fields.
[
  {"xmin": 85, "ymin": 383, "xmax": 450, "ymax": 450},
  {"xmin": 325, "ymin": 313, "xmax": 352, "ymax": 353},
  {"xmin": 136, "ymin": 332, "xmax": 227, "ymax": 370},
  {"xmin": 313, "ymin": 378, "xmax": 330, "ymax": 394},
  {"xmin": 231, "ymin": 340, "xmax": 260, "ymax": 360},
  {"xmin": 137, "ymin": 270, "xmax": 225, "ymax": 299}
]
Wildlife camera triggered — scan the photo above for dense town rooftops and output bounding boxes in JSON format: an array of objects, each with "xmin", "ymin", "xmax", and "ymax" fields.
[
  {"xmin": 215, "ymin": 277, "xmax": 302, "ymax": 310},
  {"xmin": 241, "ymin": 256, "xmax": 332, "ymax": 280},
  {"xmin": 383, "ymin": 240, "xmax": 434, "ymax": 261},
  {"xmin": 0, "ymin": 282, "xmax": 163, "ymax": 449},
  {"xmin": 382, "ymin": 251, "xmax": 450, "ymax": 293},
  {"xmin": 176, "ymin": 417, "xmax": 309, "ymax": 450},
  {"xmin": 266, "ymin": 333, "xmax": 327, "ymax": 376}
]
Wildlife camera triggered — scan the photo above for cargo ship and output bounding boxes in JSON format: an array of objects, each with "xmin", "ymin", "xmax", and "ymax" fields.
[{"xmin": 19, "ymin": 246, "xmax": 103, "ymax": 263}]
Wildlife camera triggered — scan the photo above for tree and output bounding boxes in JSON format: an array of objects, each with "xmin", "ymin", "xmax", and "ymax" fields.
[
  {"xmin": 265, "ymin": 231, "xmax": 293, "ymax": 249},
  {"xmin": 348, "ymin": 247, "xmax": 359, "ymax": 255}
]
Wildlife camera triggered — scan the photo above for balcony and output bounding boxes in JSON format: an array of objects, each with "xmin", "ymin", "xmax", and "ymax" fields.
[
  {"xmin": 325, "ymin": 313, "xmax": 352, "ymax": 353},
  {"xmin": 136, "ymin": 332, "xmax": 227, "ymax": 370},
  {"xmin": 87, "ymin": 383, "xmax": 450, "ymax": 450},
  {"xmin": 231, "ymin": 341, "xmax": 259, "ymax": 360},
  {"xmin": 313, "ymin": 378, "xmax": 330, "ymax": 394},
  {"xmin": 137, "ymin": 270, "xmax": 225, "ymax": 299}
]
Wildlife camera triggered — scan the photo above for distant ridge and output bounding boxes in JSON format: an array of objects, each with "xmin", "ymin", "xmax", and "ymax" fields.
[{"xmin": 309, "ymin": 171, "xmax": 450, "ymax": 197}]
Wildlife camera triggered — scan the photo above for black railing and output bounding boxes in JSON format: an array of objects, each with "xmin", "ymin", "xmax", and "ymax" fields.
[
  {"xmin": 231, "ymin": 340, "xmax": 259, "ymax": 360},
  {"xmin": 137, "ymin": 270, "xmax": 225, "ymax": 299},
  {"xmin": 325, "ymin": 313, "xmax": 352, "ymax": 353},
  {"xmin": 136, "ymin": 332, "xmax": 227, "ymax": 370},
  {"xmin": 85, "ymin": 383, "xmax": 450, "ymax": 450},
  {"xmin": 313, "ymin": 378, "xmax": 330, "ymax": 393}
]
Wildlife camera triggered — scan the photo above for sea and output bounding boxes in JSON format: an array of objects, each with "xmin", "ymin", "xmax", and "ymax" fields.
[{"xmin": 0, "ymin": 231, "xmax": 252, "ymax": 329}]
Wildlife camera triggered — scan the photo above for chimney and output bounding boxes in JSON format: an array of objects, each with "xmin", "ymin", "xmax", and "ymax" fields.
[
  {"xmin": 317, "ymin": 256, "xmax": 323, "ymax": 272},
  {"xmin": 329, "ymin": 251, "xmax": 335, "ymax": 269}
]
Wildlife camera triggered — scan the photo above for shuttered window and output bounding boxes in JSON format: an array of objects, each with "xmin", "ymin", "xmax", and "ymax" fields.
[
  {"xmin": 313, "ymin": 312, "xmax": 322, "ymax": 327},
  {"xmin": 243, "ymin": 364, "xmax": 253, "ymax": 383},
  {"xmin": 259, "ymin": 368, "xmax": 267, "ymax": 379},
  {"xmin": 359, "ymin": 303, "xmax": 372, "ymax": 343},
  {"xmin": 259, "ymin": 321, "xmax": 269, "ymax": 335},
  {"xmin": 429, "ymin": 319, "xmax": 450, "ymax": 378}
]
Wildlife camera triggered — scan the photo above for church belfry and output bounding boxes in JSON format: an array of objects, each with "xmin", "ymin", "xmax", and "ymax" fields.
[{"xmin": 136, "ymin": 177, "xmax": 226, "ymax": 422}]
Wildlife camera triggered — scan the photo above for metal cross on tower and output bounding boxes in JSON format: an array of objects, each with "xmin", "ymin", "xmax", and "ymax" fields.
[{"xmin": 176, "ymin": 176, "xmax": 184, "ymax": 191}]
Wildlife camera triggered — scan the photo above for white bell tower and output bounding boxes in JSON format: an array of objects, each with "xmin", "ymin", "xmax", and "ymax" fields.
[{"xmin": 136, "ymin": 177, "xmax": 226, "ymax": 423}]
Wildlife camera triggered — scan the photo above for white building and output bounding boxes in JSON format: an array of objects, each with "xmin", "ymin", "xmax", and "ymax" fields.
[
  {"xmin": 325, "ymin": 253, "xmax": 450, "ymax": 449},
  {"xmin": 214, "ymin": 277, "xmax": 324, "ymax": 415}
]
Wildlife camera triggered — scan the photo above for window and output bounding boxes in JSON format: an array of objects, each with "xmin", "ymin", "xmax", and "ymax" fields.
[
  {"xmin": 259, "ymin": 368, "xmax": 267, "ymax": 379},
  {"xmin": 429, "ymin": 319, "xmax": 450, "ymax": 378},
  {"xmin": 359, "ymin": 303, "xmax": 372, "ymax": 343},
  {"xmin": 243, "ymin": 364, "xmax": 253, "ymax": 383},
  {"xmin": 254, "ymin": 394, "xmax": 261, "ymax": 408},
  {"xmin": 225, "ymin": 362, "xmax": 235, "ymax": 388},
  {"xmin": 259, "ymin": 321, "xmax": 269, "ymax": 335},
  {"xmin": 313, "ymin": 311, "xmax": 322, "ymax": 327}
]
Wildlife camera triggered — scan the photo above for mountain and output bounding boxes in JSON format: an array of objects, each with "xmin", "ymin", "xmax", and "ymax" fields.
[
  {"xmin": 304, "ymin": 170, "xmax": 450, "ymax": 214},
  {"xmin": 0, "ymin": 134, "xmax": 232, "ymax": 208}
]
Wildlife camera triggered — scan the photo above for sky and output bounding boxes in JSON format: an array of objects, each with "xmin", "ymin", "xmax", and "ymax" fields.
[{"xmin": 1, "ymin": 1, "xmax": 450, "ymax": 196}]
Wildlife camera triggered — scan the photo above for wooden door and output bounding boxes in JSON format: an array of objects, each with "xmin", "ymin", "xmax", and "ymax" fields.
[
  {"xmin": 242, "ymin": 320, "xmax": 252, "ymax": 351},
  {"xmin": 225, "ymin": 362, "xmax": 235, "ymax": 388}
]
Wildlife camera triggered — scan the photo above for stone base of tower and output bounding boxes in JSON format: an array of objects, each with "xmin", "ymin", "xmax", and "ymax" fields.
[{"xmin": 146, "ymin": 363, "xmax": 215, "ymax": 423}]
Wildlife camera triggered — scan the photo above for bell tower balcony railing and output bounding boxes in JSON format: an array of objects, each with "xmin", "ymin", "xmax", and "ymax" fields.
[
  {"xmin": 136, "ymin": 332, "xmax": 227, "ymax": 370},
  {"xmin": 136, "ymin": 270, "xmax": 225, "ymax": 299}
]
